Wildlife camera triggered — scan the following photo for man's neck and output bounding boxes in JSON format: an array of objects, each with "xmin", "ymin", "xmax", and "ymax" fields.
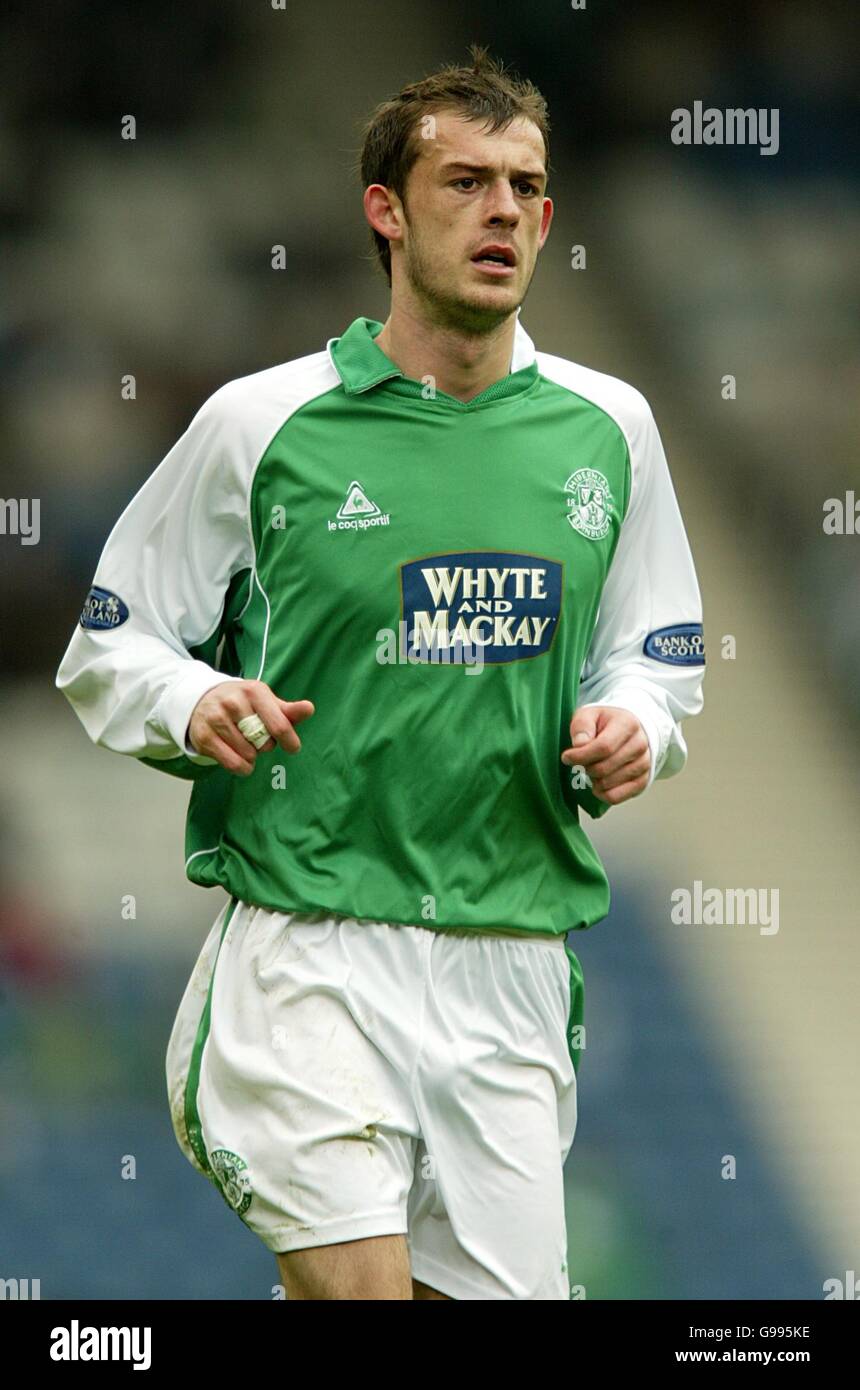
[{"xmin": 373, "ymin": 301, "xmax": 518, "ymax": 404}]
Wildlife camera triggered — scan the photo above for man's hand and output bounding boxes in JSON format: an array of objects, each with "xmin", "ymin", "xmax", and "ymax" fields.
[
  {"xmin": 561, "ymin": 706, "xmax": 650, "ymax": 806},
  {"xmin": 187, "ymin": 680, "xmax": 315, "ymax": 776}
]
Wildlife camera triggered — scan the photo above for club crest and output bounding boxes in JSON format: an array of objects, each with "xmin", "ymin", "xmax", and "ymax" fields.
[
  {"xmin": 564, "ymin": 468, "xmax": 614, "ymax": 541},
  {"xmin": 209, "ymin": 1148, "xmax": 252, "ymax": 1216}
]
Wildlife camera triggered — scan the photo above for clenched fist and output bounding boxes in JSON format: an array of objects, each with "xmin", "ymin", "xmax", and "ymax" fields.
[
  {"xmin": 561, "ymin": 705, "xmax": 650, "ymax": 805},
  {"xmin": 187, "ymin": 679, "xmax": 315, "ymax": 776}
]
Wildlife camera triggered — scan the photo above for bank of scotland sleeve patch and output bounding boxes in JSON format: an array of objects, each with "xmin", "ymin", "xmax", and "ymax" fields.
[{"xmin": 643, "ymin": 622, "xmax": 705, "ymax": 665}]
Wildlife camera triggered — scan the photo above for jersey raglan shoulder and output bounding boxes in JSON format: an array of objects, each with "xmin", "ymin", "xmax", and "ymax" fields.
[
  {"xmin": 204, "ymin": 345, "xmax": 341, "ymax": 453},
  {"xmin": 535, "ymin": 348, "xmax": 658, "ymax": 515},
  {"xmin": 55, "ymin": 347, "xmax": 341, "ymax": 774}
]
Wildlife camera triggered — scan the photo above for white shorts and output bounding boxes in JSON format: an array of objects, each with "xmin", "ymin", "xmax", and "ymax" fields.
[{"xmin": 166, "ymin": 896, "xmax": 582, "ymax": 1300}]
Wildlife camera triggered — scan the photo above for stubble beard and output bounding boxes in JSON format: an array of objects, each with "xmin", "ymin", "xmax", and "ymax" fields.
[{"xmin": 403, "ymin": 227, "xmax": 527, "ymax": 338}]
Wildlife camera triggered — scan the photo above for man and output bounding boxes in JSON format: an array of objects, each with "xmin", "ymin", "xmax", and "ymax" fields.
[{"xmin": 56, "ymin": 45, "xmax": 705, "ymax": 1300}]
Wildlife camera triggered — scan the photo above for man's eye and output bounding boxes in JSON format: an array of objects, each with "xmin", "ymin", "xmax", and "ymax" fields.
[{"xmin": 452, "ymin": 177, "xmax": 539, "ymax": 194}]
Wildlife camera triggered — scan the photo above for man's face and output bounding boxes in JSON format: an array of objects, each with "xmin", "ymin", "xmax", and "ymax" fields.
[{"xmin": 390, "ymin": 110, "xmax": 552, "ymax": 332}]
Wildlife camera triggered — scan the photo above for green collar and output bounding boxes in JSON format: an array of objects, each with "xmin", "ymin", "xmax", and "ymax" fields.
[{"xmin": 327, "ymin": 315, "xmax": 539, "ymax": 406}]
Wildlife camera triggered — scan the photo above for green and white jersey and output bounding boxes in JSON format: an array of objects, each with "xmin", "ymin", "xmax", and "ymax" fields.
[{"xmin": 56, "ymin": 314, "xmax": 705, "ymax": 935}]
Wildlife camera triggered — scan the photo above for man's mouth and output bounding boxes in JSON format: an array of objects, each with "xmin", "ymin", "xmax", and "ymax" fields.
[
  {"xmin": 472, "ymin": 244, "xmax": 516, "ymax": 271},
  {"xmin": 471, "ymin": 244, "xmax": 517, "ymax": 276}
]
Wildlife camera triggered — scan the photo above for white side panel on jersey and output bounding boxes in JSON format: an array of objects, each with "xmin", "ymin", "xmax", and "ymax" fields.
[{"xmin": 536, "ymin": 350, "xmax": 705, "ymax": 784}]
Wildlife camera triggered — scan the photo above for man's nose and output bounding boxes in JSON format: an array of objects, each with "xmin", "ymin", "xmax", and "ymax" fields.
[{"xmin": 484, "ymin": 181, "xmax": 520, "ymax": 222}]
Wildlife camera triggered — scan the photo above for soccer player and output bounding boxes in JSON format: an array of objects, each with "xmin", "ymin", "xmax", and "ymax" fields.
[{"xmin": 56, "ymin": 46, "xmax": 705, "ymax": 1300}]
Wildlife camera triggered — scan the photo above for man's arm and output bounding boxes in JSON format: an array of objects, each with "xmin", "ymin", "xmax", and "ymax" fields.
[
  {"xmin": 563, "ymin": 394, "xmax": 705, "ymax": 814},
  {"xmin": 55, "ymin": 386, "xmax": 254, "ymax": 771}
]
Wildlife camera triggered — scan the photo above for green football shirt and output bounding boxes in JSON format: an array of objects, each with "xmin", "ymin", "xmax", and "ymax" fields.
[{"xmin": 57, "ymin": 314, "xmax": 705, "ymax": 938}]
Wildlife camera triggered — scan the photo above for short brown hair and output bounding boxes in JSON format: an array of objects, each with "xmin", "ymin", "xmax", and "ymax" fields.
[{"xmin": 357, "ymin": 43, "xmax": 551, "ymax": 285}]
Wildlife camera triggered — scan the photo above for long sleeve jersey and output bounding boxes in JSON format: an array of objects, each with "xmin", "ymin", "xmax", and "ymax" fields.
[{"xmin": 55, "ymin": 314, "xmax": 705, "ymax": 935}]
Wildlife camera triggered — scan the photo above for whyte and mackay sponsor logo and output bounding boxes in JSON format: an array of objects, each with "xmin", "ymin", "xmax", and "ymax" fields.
[{"xmin": 395, "ymin": 551, "xmax": 562, "ymax": 665}]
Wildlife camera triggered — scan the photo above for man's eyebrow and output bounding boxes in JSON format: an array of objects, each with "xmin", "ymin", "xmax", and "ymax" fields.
[{"xmin": 440, "ymin": 160, "xmax": 547, "ymax": 183}]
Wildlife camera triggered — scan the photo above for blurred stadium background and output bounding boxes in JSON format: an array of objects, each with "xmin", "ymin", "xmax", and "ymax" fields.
[{"xmin": 1, "ymin": 0, "xmax": 858, "ymax": 1299}]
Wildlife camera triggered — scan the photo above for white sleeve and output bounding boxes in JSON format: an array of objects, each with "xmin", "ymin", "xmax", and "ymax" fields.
[
  {"xmin": 55, "ymin": 386, "xmax": 254, "ymax": 768},
  {"xmin": 577, "ymin": 397, "xmax": 705, "ymax": 789}
]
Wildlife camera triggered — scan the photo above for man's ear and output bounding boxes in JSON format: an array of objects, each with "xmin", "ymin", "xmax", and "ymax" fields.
[
  {"xmin": 363, "ymin": 184, "xmax": 404, "ymax": 247},
  {"xmin": 538, "ymin": 196, "xmax": 553, "ymax": 249}
]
